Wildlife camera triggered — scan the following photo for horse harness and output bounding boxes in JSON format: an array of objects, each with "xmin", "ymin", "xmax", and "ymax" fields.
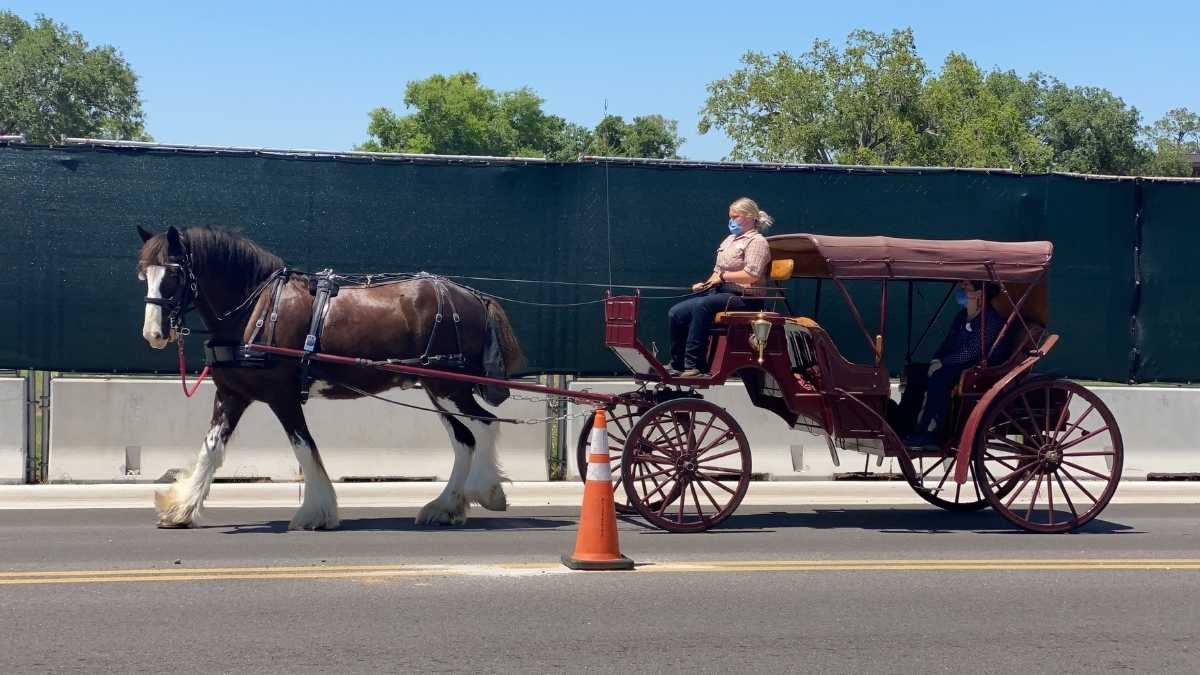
[{"xmin": 223, "ymin": 270, "xmax": 472, "ymax": 404}]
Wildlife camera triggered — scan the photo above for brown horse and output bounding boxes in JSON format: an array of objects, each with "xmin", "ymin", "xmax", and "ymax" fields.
[{"xmin": 136, "ymin": 225, "xmax": 524, "ymax": 529}]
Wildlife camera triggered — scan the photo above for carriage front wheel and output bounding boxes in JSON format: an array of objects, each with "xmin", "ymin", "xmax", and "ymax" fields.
[
  {"xmin": 972, "ymin": 379, "xmax": 1123, "ymax": 533},
  {"xmin": 620, "ymin": 399, "xmax": 752, "ymax": 532}
]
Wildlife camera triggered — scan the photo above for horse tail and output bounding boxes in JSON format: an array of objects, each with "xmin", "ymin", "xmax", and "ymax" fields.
[{"xmin": 483, "ymin": 298, "xmax": 526, "ymax": 375}]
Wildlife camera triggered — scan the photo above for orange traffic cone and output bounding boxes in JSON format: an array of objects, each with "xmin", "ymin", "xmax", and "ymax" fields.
[{"xmin": 562, "ymin": 409, "xmax": 635, "ymax": 570}]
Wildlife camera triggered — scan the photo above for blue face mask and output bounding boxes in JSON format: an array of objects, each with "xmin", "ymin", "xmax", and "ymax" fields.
[
  {"xmin": 728, "ymin": 218, "xmax": 743, "ymax": 235},
  {"xmin": 954, "ymin": 288, "xmax": 969, "ymax": 306}
]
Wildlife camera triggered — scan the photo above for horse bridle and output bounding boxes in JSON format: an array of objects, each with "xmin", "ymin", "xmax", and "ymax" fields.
[{"xmin": 144, "ymin": 244, "xmax": 199, "ymax": 340}]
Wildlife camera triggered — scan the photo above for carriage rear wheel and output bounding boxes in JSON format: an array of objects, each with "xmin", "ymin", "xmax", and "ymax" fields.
[
  {"xmin": 620, "ymin": 399, "xmax": 751, "ymax": 533},
  {"xmin": 972, "ymin": 379, "xmax": 1123, "ymax": 533}
]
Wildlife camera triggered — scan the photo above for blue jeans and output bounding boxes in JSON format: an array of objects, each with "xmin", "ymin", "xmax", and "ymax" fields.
[
  {"xmin": 668, "ymin": 288, "xmax": 761, "ymax": 371},
  {"xmin": 914, "ymin": 364, "xmax": 967, "ymax": 436}
]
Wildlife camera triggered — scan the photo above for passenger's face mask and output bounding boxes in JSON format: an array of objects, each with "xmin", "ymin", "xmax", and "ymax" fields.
[
  {"xmin": 954, "ymin": 288, "xmax": 969, "ymax": 306},
  {"xmin": 728, "ymin": 218, "xmax": 743, "ymax": 235}
]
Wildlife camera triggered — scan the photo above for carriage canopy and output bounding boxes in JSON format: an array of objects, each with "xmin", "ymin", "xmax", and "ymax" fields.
[{"xmin": 767, "ymin": 234, "xmax": 1052, "ymax": 283}]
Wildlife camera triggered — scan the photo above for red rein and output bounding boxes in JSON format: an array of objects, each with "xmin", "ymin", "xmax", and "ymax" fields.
[{"xmin": 176, "ymin": 337, "xmax": 210, "ymax": 398}]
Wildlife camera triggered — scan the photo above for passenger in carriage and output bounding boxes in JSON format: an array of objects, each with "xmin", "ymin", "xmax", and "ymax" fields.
[
  {"xmin": 667, "ymin": 197, "xmax": 773, "ymax": 378},
  {"xmin": 902, "ymin": 280, "xmax": 1012, "ymax": 448}
]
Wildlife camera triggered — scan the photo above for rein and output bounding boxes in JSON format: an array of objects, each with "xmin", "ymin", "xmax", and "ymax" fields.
[{"xmin": 177, "ymin": 335, "xmax": 209, "ymax": 398}]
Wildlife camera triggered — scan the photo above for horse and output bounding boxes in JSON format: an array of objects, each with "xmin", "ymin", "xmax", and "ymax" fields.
[{"xmin": 136, "ymin": 225, "xmax": 525, "ymax": 530}]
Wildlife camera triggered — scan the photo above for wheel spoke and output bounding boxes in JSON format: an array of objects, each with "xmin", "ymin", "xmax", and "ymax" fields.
[
  {"xmin": 1050, "ymin": 391, "xmax": 1074, "ymax": 440},
  {"xmin": 689, "ymin": 481, "xmax": 711, "ymax": 524},
  {"xmin": 698, "ymin": 446, "xmax": 743, "ymax": 463},
  {"xmin": 695, "ymin": 430, "xmax": 737, "ymax": 457},
  {"xmin": 1004, "ymin": 463, "xmax": 1042, "ymax": 509},
  {"xmin": 642, "ymin": 470, "xmax": 682, "ymax": 504},
  {"xmin": 1055, "ymin": 471, "xmax": 1080, "ymax": 521},
  {"xmin": 1025, "ymin": 472, "xmax": 1044, "ymax": 522},
  {"xmin": 696, "ymin": 464, "xmax": 743, "ymax": 475},
  {"xmin": 1053, "ymin": 403, "xmax": 1096, "ymax": 446},
  {"xmin": 1059, "ymin": 450, "xmax": 1116, "ymax": 458},
  {"xmin": 692, "ymin": 413, "xmax": 718, "ymax": 454},
  {"xmin": 988, "ymin": 436, "xmax": 1036, "ymax": 454},
  {"xmin": 1060, "ymin": 465, "xmax": 1100, "ymax": 504},
  {"xmin": 920, "ymin": 455, "xmax": 949, "ymax": 480},
  {"xmin": 695, "ymin": 477, "xmax": 724, "ymax": 514},
  {"xmin": 1060, "ymin": 460, "xmax": 1111, "ymax": 482},
  {"xmin": 650, "ymin": 419, "xmax": 687, "ymax": 457},
  {"xmin": 983, "ymin": 452, "xmax": 1019, "ymax": 472},
  {"xmin": 697, "ymin": 471, "xmax": 737, "ymax": 495},
  {"xmin": 1021, "ymin": 394, "xmax": 1043, "ymax": 437},
  {"xmin": 1001, "ymin": 410, "xmax": 1036, "ymax": 442},
  {"xmin": 1047, "ymin": 468, "xmax": 1055, "ymax": 526},
  {"xmin": 991, "ymin": 458, "xmax": 1041, "ymax": 488},
  {"xmin": 1055, "ymin": 426, "xmax": 1112, "ymax": 453}
]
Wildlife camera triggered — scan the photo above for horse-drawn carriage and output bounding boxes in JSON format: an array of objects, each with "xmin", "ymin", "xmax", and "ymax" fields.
[
  {"xmin": 138, "ymin": 226, "xmax": 1120, "ymax": 534},
  {"xmin": 577, "ymin": 234, "xmax": 1122, "ymax": 534}
]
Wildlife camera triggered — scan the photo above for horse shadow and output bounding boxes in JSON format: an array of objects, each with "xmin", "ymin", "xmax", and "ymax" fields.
[
  {"xmin": 624, "ymin": 507, "xmax": 1137, "ymax": 535},
  {"xmin": 220, "ymin": 515, "xmax": 575, "ymax": 534}
]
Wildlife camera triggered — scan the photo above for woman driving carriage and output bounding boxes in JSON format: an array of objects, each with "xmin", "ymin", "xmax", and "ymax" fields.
[
  {"xmin": 902, "ymin": 279, "xmax": 1011, "ymax": 448},
  {"xmin": 667, "ymin": 197, "xmax": 773, "ymax": 378}
]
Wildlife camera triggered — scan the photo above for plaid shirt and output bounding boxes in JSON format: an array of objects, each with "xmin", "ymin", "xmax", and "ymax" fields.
[{"xmin": 713, "ymin": 230, "xmax": 771, "ymax": 296}]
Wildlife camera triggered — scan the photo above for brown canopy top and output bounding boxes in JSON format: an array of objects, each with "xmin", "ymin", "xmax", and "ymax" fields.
[{"xmin": 767, "ymin": 234, "xmax": 1053, "ymax": 283}]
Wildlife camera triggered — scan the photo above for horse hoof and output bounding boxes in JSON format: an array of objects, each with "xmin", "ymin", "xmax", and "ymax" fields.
[
  {"xmin": 416, "ymin": 503, "xmax": 467, "ymax": 526},
  {"xmin": 156, "ymin": 520, "xmax": 192, "ymax": 529},
  {"xmin": 474, "ymin": 485, "xmax": 508, "ymax": 512}
]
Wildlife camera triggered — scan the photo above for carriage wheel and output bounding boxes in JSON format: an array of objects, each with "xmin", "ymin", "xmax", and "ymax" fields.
[
  {"xmin": 621, "ymin": 399, "xmax": 751, "ymax": 532},
  {"xmin": 911, "ymin": 448, "xmax": 991, "ymax": 512},
  {"xmin": 575, "ymin": 400, "xmax": 646, "ymax": 514},
  {"xmin": 972, "ymin": 379, "xmax": 1123, "ymax": 533}
]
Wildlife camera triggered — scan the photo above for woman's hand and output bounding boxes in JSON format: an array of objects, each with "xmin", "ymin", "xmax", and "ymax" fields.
[{"xmin": 692, "ymin": 281, "xmax": 709, "ymax": 293}]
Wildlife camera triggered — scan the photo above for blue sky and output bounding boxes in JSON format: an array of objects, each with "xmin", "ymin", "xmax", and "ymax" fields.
[{"xmin": 7, "ymin": 1, "xmax": 1198, "ymax": 160}]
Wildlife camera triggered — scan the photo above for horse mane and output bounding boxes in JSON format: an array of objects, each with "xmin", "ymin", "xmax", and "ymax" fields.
[{"xmin": 143, "ymin": 226, "xmax": 284, "ymax": 291}]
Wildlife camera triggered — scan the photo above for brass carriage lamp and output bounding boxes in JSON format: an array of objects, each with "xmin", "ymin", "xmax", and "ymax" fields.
[{"xmin": 750, "ymin": 312, "xmax": 773, "ymax": 364}]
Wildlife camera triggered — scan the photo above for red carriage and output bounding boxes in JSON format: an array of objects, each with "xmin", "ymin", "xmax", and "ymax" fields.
[{"xmin": 577, "ymin": 234, "xmax": 1123, "ymax": 534}]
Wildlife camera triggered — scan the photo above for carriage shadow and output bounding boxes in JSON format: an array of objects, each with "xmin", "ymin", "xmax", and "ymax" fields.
[
  {"xmin": 626, "ymin": 508, "xmax": 1137, "ymax": 535},
  {"xmin": 221, "ymin": 516, "xmax": 574, "ymax": 534}
]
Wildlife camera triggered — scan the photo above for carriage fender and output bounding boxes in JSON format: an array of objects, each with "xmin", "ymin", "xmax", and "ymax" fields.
[{"xmin": 952, "ymin": 334, "xmax": 1059, "ymax": 484}]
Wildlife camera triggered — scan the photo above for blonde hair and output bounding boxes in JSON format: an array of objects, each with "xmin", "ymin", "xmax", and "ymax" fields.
[{"xmin": 730, "ymin": 197, "xmax": 774, "ymax": 231}]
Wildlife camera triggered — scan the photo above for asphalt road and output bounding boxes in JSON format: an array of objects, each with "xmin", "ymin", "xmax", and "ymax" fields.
[{"xmin": 2, "ymin": 505, "xmax": 1198, "ymax": 673}]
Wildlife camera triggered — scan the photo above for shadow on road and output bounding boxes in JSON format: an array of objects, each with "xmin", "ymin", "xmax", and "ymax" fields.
[
  {"xmin": 219, "ymin": 516, "xmax": 575, "ymax": 534},
  {"xmin": 626, "ymin": 508, "xmax": 1137, "ymax": 535}
]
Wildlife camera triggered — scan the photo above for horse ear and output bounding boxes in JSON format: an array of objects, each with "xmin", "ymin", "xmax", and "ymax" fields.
[
  {"xmin": 166, "ymin": 226, "xmax": 183, "ymax": 254},
  {"xmin": 136, "ymin": 225, "xmax": 156, "ymax": 243}
]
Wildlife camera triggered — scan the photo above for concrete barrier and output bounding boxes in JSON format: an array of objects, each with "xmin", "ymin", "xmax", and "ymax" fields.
[
  {"xmin": 48, "ymin": 378, "xmax": 549, "ymax": 482},
  {"xmin": 0, "ymin": 377, "xmax": 25, "ymax": 484},
  {"xmin": 566, "ymin": 380, "xmax": 1200, "ymax": 480}
]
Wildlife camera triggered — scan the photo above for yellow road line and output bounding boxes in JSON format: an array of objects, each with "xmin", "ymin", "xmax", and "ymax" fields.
[{"xmin": 3, "ymin": 559, "xmax": 1200, "ymax": 586}]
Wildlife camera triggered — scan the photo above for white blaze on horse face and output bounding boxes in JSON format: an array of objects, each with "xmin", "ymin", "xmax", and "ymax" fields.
[{"xmin": 141, "ymin": 265, "xmax": 170, "ymax": 349}]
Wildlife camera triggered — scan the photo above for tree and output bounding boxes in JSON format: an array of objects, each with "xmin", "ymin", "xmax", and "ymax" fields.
[
  {"xmin": 699, "ymin": 28, "xmax": 926, "ymax": 164},
  {"xmin": 0, "ymin": 12, "xmax": 148, "ymax": 143},
  {"xmin": 1141, "ymin": 108, "xmax": 1200, "ymax": 177},
  {"xmin": 583, "ymin": 114, "xmax": 684, "ymax": 158},
  {"xmin": 1034, "ymin": 77, "xmax": 1145, "ymax": 175},
  {"xmin": 917, "ymin": 53, "xmax": 1050, "ymax": 171},
  {"xmin": 360, "ymin": 72, "xmax": 682, "ymax": 160}
]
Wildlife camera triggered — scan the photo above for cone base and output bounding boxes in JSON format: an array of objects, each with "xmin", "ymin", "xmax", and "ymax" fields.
[{"xmin": 561, "ymin": 553, "xmax": 635, "ymax": 571}]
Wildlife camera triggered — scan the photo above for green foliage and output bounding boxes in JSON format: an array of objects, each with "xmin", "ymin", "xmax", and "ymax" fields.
[
  {"xmin": 1141, "ymin": 108, "xmax": 1200, "ymax": 177},
  {"xmin": 918, "ymin": 53, "xmax": 1050, "ymax": 171},
  {"xmin": 0, "ymin": 12, "xmax": 148, "ymax": 143},
  {"xmin": 360, "ymin": 72, "xmax": 682, "ymax": 160},
  {"xmin": 1035, "ymin": 78, "xmax": 1145, "ymax": 175},
  {"xmin": 700, "ymin": 29, "xmax": 926, "ymax": 164},
  {"xmin": 701, "ymin": 27, "xmax": 1193, "ymax": 176},
  {"xmin": 586, "ymin": 114, "xmax": 683, "ymax": 158}
]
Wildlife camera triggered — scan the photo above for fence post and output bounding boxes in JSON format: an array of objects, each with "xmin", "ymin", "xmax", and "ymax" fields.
[{"xmin": 543, "ymin": 374, "xmax": 571, "ymax": 480}]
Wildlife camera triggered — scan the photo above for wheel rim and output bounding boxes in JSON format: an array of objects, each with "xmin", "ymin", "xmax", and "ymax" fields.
[
  {"xmin": 621, "ymin": 399, "xmax": 751, "ymax": 532},
  {"xmin": 576, "ymin": 402, "xmax": 644, "ymax": 514},
  {"xmin": 974, "ymin": 380, "xmax": 1122, "ymax": 533}
]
